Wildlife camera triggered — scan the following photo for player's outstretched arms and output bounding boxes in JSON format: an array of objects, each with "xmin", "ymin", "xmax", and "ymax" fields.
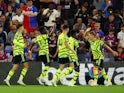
[{"xmin": 104, "ymin": 43, "xmax": 118, "ymax": 56}]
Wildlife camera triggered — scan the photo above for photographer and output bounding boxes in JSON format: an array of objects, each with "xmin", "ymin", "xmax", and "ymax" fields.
[{"xmin": 42, "ymin": 2, "xmax": 59, "ymax": 31}]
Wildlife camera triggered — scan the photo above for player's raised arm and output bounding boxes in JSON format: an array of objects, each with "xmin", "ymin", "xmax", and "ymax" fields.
[
  {"xmin": 103, "ymin": 43, "xmax": 118, "ymax": 56},
  {"xmin": 81, "ymin": 27, "xmax": 91, "ymax": 41}
]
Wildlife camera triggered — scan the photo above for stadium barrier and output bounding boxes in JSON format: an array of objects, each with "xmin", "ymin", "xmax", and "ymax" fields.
[{"xmin": 0, "ymin": 62, "xmax": 124, "ymax": 85}]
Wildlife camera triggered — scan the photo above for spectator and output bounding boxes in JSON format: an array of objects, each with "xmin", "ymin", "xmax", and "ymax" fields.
[
  {"xmin": 37, "ymin": 7, "xmax": 45, "ymax": 26},
  {"xmin": 20, "ymin": 1, "xmax": 26, "ymax": 10},
  {"xmin": 60, "ymin": 0, "xmax": 78, "ymax": 29},
  {"xmin": 42, "ymin": 2, "xmax": 59, "ymax": 31},
  {"xmin": 0, "ymin": 23, "xmax": 7, "ymax": 43},
  {"xmin": 0, "ymin": 14, "xmax": 10, "ymax": 33},
  {"xmin": 22, "ymin": 0, "xmax": 38, "ymax": 33},
  {"xmin": 12, "ymin": 8, "xmax": 24, "ymax": 24},
  {"xmin": 49, "ymin": 32, "xmax": 57, "ymax": 62},
  {"xmin": 73, "ymin": 18, "xmax": 86, "ymax": 32},
  {"xmin": 93, "ymin": 0, "xmax": 104, "ymax": 10},
  {"xmin": 101, "ymin": 0, "xmax": 113, "ymax": 18},
  {"xmin": 114, "ymin": 10, "xmax": 123, "ymax": 28},
  {"xmin": 6, "ymin": 5, "xmax": 15, "ymax": 27},
  {"xmin": 0, "ymin": 0, "xmax": 7, "ymax": 15},
  {"xmin": 8, "ymin": 0, "xmax": 20, "ymax": 12},
  {"xmin": 104, "ymin": 14, "xmax": 119, "ymax": 35},
  {"xmin": 75, "ymin": 5, "xmax": 89, "ymax": 25},
  {"xmin": 114, "ymin": 47, "xmax": 124, "ymax": 61},
  {"xmin": 0, "ymin": 48, "xmax": 8, "ymax": 62},
  {"xmin": 92, "ymin": 23, "xmax": 104, "ymax": 40},
  {"xmin": 117, "ymin": 24, "xmax": 124, "ymax": 48},
  {"xmin": 7, "ymin": 24, "xmax": 17, "ymax": 44},
  {"xmin": 87, "ymin": 16, "xmax": 95, "ymax": 30},
  {"xmin": 104, "ymin": 29, "xmax": 117, "ymax": 62}
]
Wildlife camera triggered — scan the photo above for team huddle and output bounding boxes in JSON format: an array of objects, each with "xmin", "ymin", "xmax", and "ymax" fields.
[{"xmin": 4, "ymin": 24, "xmax": 118, "ymax": 87}]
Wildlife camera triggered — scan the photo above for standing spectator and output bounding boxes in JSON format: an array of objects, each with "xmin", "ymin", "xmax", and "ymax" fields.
[
  {"xmin": 0, "ymin": 0, "xmax": 7, "ymax": 15},
  {"xmin": 0, "ymin": 48, "xmax": 8, "ymax": 62},
  {"xmin": 104, "ymin": 14, "xmax": 119, "ymax": 35},
  {"xmin": 22, "ymin": 0, "xmax": 38, "ymax": 33},
  {"xmin": 12, "ymin": 8, "xmax": 24, "ymax": 24},
  {"xmin": 117, "ymin": 24, "xmax": 124, "ymax": 49},
  {"xmin": 75, "ymin": 5, "xmax": 89, "ymax": 25},
  {"xmin": 37, "ymin": 7, "xmax": 45, "ymax": 26},
  {"xmin": 60, "ymin": 0, "xmax": 78, "ymax": 29},
  {"xmin": 42, "ymin": 2, "xmax": 59, "ymax": 31}
]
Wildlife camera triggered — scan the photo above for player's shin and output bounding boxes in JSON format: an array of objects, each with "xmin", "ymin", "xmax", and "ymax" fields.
[{"xmin": 39, "ymin": 66, "xmax": 50, "ymax": 79}]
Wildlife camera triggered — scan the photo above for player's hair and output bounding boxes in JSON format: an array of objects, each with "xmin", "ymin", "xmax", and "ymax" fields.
[
  {"xmin": 39, "ymin": 26, "xmax": 47, "ymax": 34},
  {"xmin": 70, "ymin": 30, "xmax": 77, "ymax": 38},
  {"xmin": 89, "ymin": 31, "xmax": 97, "ymax": 37},
  {"xmin": 17, "ymin": 24, "xmax": 23, "ymax": 29},
  {"xmin": 62, "ymin": 25, "xmax": 69, "ymax": 30}
]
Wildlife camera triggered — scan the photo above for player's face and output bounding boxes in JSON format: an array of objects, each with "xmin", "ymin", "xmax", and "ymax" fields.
[{"xmin": 88, "ymin": 33, "xmax": 95, "ymax": 40}]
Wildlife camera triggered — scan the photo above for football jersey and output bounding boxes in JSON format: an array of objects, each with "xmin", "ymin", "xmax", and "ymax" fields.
[
  {"xmin": 34, "ymin": 34, "xmax": 49, "ymax": 55},
  {"xmin": 69, "ymin": 37, "xmax": 79, "ymax": 56},
  {"xmin": 13, "ymin": 31, "xmax": 24, "ymax": 56},
  {"xmin": 88, "ymin": 39, "xmax": 104, "ymax": 60},
  {"xmin": 57, "ymin": 33, "xmax": 69, "ymax": 58}
]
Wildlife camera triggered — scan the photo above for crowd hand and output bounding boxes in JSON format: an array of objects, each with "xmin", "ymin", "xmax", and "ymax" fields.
[{"xmin": 112, "ymin": 51, "xmax": 118, "ymax": 56}]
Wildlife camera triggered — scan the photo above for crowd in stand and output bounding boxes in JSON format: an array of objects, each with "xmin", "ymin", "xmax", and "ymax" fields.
[{"xmin": 0, "ymin": 0, "xmax": 124, "ymax": 62}]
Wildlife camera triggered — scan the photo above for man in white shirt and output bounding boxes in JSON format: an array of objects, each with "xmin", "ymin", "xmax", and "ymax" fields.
[
  {"xmin": 117, "ymin": 24, "xmax": 124, "ymax": 48},
  {"xmin": 12, "ymin": 8, "xmax": 24, "ymax": 24},
  {"xmin": 42, "ymin": 3, "xmax": 59, "ymax": 30}
]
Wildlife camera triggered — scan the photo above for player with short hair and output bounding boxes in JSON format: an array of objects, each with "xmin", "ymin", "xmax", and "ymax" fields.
[
  {"xmin": 4, "ymin": 24, "xmax": 29, "ymax": 86},
  {"xmin": 83, "ymin": 28, "xmax": 118, "ymax": 86},
  {"xmin": 30, "ymin": 26, "xmax": 50, "ymax": 85},
  {"xmin": 60, "ymin": 30, "xmax": 80, "ymax": 86},
  {"xmin": 51, "ymin": 25, "xmax": 76, "ymax": 86}
]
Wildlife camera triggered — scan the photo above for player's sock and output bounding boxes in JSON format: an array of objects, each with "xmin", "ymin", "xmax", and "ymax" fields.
[
  {"xmin": 53, "ymin": 68, "xmax": 62, "ymax": 81},
  {"xmin": 19, "ymin": 68, "xmax": 28, "ymax": 81},
  {"xmin": 94, "ymin": 67, "xmax": 98, "ymax": 83},
  {"xmin": 6, "ymin": 70, "xmax": 15, "ymax": 80},
  {"xmin": 40, "ymin": 66, "xmax": 50, "ymax": 79},
  {"xmin": 71, "ymin": 71, "xmax": 79, "ymax": 84},
  {"xmin": 101, "ymin": 69, "xmax": 111, "ymax": 82},
  {"xmin": 61, "ymin": 67, "xmax": 73, "ymax": 78}
]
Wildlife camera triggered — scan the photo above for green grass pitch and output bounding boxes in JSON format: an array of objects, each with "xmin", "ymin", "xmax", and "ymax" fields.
[{"xmin": 0, "ymin": 85, "xmax": 123, "ymax": 93}]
